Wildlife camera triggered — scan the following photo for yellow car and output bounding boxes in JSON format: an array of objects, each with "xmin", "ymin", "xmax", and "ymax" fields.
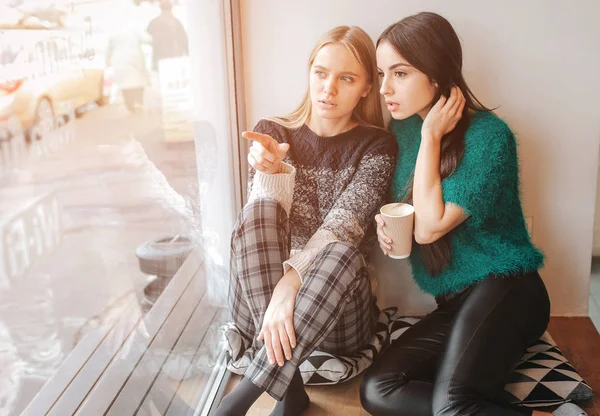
[{"xmin": 0, "ymin": 29, "xmax": 109, "ymax": 139}]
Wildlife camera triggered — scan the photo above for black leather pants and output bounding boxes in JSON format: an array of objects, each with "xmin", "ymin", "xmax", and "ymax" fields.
[{"xmin": 360, "ymin": 271, "xmax": 550, "ymax": 416}]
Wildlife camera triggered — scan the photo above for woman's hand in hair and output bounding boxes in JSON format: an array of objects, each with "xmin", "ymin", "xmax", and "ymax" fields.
[
  {"xmin": 421, "ymin": 85, "xmax": 466, "ymax": 142},
  {"xmin": 375, "ymin": 214, "xmax": 393, "ymax": 256},
  {"xmin": 243, "ymin": 131, "xmax": 290, "ymax": 174},
  {"xmin": 257, "ymin": 269, "xmax": 301, "ymax": 367}
]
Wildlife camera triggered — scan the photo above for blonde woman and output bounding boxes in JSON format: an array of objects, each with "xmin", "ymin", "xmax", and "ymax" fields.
[{"xmin": 216, "ymin": 26, "xmax": 398, "ymax": 416}]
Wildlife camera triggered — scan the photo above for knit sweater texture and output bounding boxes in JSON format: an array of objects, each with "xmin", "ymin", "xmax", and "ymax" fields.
[
  {"xmin": 248, "ymin": 119, "xmax": 398, "ymax": 281},
  {"xmin": 390, "ymin": 111, "xmax": 544, "ymax": 296}
]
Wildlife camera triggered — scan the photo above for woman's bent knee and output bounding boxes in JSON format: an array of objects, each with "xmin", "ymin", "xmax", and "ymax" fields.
[
  {"xmin": 432, "ymin": 384, "xmax": 484, "ymax": 416},
  {"xmin": 321, "ymin": 241, "xmax": 365, "ymax": 273},
  {"xmin": 359, "ymin": 370, "xmax": 392, "ymax": 415},
  {"xmin": 231, "ymin": 198, "xmax": 288, "ymax": 247},
  {"xmin": 360, "ymin": 369, "xmax": 426, "ymax": 416},
  {"xmin": 239, "ymin": 198, "xmax": 287, "ymax": 223}
]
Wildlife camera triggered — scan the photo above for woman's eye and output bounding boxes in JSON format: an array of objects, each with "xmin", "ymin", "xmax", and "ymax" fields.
[
  {"xmin": 395, "ymin": 71, "xmax": 407, "ymax": 78},
  {"xmin": 341, "ymin": 76, "xmax": 353, "ymax": 82},
  {"xmin": 315, "ymin": 70, "xmax": 325, "ymax": 77},
  {"xmin": 377, "ymin": 72, "xmax": 384, "ymax": 78}
]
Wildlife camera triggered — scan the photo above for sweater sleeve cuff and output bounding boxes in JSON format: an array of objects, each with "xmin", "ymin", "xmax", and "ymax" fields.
[
  {"xmin": 247, "ymin": 162, "xmax": 296, "ymax": 215},
  {"xmin": 283, "ymin": 256, "xmax": 312, "ymax": 283},
  {"xmin": 283, "ymin": 229, "xmax": 338, "ymax": 282}
]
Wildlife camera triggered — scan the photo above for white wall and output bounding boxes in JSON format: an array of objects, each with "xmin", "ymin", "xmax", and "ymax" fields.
[
  {"xmin": 593, "ymin": 166, "xmax": 600, "ymax": 256},
  {"xmin": 240, "ymin": 0, "xmax": 600, "ymax": 316}
]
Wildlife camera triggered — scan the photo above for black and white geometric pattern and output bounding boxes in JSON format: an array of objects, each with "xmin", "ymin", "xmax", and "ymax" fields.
[
  {"xmin": 298, "ymin": 307, "xmax": 394, "ymax": 385},
  {"xmin": 223, "ymin": 308, "xmax": 593, "ymax": 407},
  {"xmin": 501, "ymin": 333, "xmax": 593, "ymax": 407},
  {"xmin": 223, "ymin": 307, "xmax": 395, "ymax": 385}
]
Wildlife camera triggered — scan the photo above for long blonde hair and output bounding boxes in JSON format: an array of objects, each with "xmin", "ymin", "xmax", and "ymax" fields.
[{"xmin": 268, "ymin": 26, "xmax": 384, "ymax": 129}]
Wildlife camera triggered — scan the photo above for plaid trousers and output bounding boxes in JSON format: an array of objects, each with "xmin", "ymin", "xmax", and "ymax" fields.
[{"xmin": 227, "ymin": 198, "xmax": 378, "ymax": 400}]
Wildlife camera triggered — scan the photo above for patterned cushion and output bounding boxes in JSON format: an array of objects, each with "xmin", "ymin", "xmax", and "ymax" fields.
[
  {"xmin": 387, "ymin": 314, "xmax": 593, "ymax": 407},
  {"xmin": 298, "ymin": 308, "xmax": 395, "ymax": 385},
  {"xmin": 223, "ymin": 308, "xmax": 593, "ymax": 407},
  {"xmin": 501, "ymin": 334, "xmax": 594, "ymax": 407},
  {"xmin": 223, "ymin": 307, "xmax": 395, "ymax": 384}
]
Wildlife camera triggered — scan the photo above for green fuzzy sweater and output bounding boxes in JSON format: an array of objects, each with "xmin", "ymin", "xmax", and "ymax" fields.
[{"xmin": 390, "ymin": 111, "xmax": 544, "ymax": 296}]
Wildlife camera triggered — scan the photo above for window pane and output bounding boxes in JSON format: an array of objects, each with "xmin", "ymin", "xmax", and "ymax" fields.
[{"xmin": 0, "ymin": 1, "xmax": 236, "ymax": 414}]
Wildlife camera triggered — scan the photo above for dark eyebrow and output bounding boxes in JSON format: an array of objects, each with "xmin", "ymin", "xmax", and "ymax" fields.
[
  {"xmin": 388, "ymin": 62, "xmax": 412, "ymax": 71},
  {"xmin": 313, "ymin": 65, "xmax": 360, "ymax": 77}
]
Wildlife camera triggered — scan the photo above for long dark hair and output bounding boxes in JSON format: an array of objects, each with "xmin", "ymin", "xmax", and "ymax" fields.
[{"xmin": 378, "ymin": 12, "xmax": 493, "ymax": 276}]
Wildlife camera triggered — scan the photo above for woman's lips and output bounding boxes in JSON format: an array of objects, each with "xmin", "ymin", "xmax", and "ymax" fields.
[
  {"xmin": 318, "ymin": 100, "xmax": 336, "ymax": 109},
  {"xmin": 386, "ymin": 101, "xmax": 399, "ymax": 112}
]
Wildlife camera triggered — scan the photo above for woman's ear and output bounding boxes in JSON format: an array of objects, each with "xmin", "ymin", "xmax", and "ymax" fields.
[{"xmin": 361, "ymin": 83, "xmax": 372, "ymax": 98}]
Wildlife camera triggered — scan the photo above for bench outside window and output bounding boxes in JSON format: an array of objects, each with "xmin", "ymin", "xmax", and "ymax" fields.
[{"xmin": 22, "ymin": 249, "xmax": 231, "ymax": 416}]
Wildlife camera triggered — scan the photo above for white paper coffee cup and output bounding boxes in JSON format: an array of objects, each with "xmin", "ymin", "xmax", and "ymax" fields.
[{"xmin": 380, "ymin": 203, "xmax": 415, "ymax": 259}]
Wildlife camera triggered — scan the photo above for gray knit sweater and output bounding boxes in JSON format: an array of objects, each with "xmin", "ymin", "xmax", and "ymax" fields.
[{"xmin": 247, "ymin": 119, "xmax": 398, "ymax": 281}]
